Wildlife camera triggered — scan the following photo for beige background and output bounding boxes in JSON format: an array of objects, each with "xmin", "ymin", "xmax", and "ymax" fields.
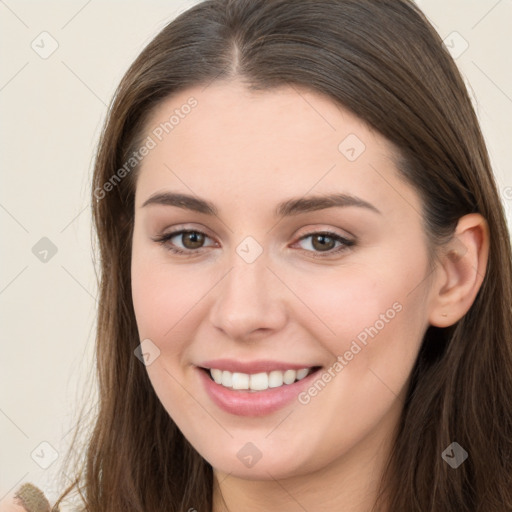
[{"xmin": 1, "ymin": 0, "xmax": 511, "ymax": 505}]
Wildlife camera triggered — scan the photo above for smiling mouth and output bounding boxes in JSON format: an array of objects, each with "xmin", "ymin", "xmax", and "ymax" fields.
[{"xmin": 200, "ymin": 366, "xmax": 322, "ymax": 392}]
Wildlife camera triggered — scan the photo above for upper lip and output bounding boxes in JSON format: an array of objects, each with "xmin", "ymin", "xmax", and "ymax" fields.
[{"xmin": 198, "ymin": 359, "xmax": 321, "ymax": 374}]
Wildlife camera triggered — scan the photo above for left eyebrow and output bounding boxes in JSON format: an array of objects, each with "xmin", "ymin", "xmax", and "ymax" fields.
[
  {"xmin": 142, "ymin": 192, "xmax": 217, "ymax": 215},
  {"xmin": 140, "ymin": 191, "xmax": 381, "ymax": 216},
  {"xmin": 275, "ymin": 193, "xmax": 381, "ymax": 217}
]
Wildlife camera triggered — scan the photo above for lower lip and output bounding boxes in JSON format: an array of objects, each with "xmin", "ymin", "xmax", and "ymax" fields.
[{"xmin": 197, "ymin": 367, "xmax": 321, "ymax": 417}]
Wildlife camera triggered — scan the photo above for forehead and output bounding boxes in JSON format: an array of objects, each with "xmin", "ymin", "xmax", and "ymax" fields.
[
  {"xmin": 142, "ymin": 80, "xmax": 378, "ymax": 155},
  {"xmin": 134, "ymin": 80, "xmax": 419, "ymax": 219}
]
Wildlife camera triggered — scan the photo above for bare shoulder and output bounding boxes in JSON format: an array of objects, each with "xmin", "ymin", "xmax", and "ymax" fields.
[{"xmin": 0, "ymin": 483, "xmax": 52, "ymax": 512}]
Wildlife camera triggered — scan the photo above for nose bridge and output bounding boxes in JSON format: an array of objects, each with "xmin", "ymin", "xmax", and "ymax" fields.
[{"xmin": 208, "ymin": 245, "xmax": 287, "ymax": 339}]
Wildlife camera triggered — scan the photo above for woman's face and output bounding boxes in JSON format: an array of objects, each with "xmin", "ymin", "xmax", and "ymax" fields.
[{"xmin": 131, "ymin": 80, "xmax": 438, "ymax": 480}]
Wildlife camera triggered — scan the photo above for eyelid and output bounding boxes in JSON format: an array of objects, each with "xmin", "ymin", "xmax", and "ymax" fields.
[
  {"xmin": 294, "ymin": 225, "xmax": 355, "ymax": 241},
  {"xmin": 156, "ymin": 223, "xmax": 216, "ymax": 242}
]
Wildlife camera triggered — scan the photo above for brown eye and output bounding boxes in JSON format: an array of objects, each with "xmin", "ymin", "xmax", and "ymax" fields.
[
  {"xmin": 181, "ymin": 231, "xmax": 206, "ymax": 249},
  {"xmin": 154, "ymin": 229, "xmax": 216, "ymax": 255},
  {"xmin": 311, "ymin": 234, "xmax": 336, "ymax": 251},
  {"xmin": 295, "ymin": 231, "xmax": 355, "ymax": 257}
]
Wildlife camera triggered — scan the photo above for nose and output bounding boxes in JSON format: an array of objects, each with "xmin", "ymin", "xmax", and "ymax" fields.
[{"xmin": 208, "ymin": 252, "xmax": 288, "ymax": 341}]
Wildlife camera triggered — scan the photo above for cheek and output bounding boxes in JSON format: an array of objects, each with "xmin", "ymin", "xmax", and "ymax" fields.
[
  {"xmin": 286, "ymin": 248, "xmax": 429, "ymax": 381},
  {"xmin": 282, "ymin": 261, "xmax": 428, "ymax": 464},
  {"xmin": 287, "ymin": 264, "xmax": 404, "ymax": 346},
  {"xmin": 131, "ymin": 254, "xmax": 216, "ymax": 431},
  {"xmin": 131, "ymin": 251, "xmax": 211, "ymax": 341}
]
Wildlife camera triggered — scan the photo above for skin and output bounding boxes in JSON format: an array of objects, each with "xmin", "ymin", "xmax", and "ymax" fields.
[
  {"xmin": 0, "ymin": 495, "xmax": 29, "ymax": 512},
  {"xmin": 130, "ymin": 80, "xmax": 489, "ymax": 511}
]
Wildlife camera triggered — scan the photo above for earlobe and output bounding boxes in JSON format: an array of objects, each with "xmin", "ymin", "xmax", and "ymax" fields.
[{"xmin": 428, "ymin": 213, "xmax": 490, "ymax": 328}]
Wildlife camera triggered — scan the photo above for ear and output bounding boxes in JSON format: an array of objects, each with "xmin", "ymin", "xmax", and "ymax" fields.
[{"xmin": 428, "ymin": 213, "xmax": 490, "ymax": 327}]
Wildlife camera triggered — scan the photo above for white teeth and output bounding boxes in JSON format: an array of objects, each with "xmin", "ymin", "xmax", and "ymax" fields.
[
  {"xmin": 232, "ymin": 372, "xmax": 249, "ymax": 390},
  {"xmin": 249, "ymin": 372, "xmax": 268, "ymax": 390},
  {"xmin": 268, "ymin": 370, "xmax": 284, "ymax": 388},
  {"xmin": 208, "ymin": 367, "xmax": 314, "ymax": 391},
  {"xmin": 296, "ymin": 368, "xmax": 309, "ymax": 380},
  {"xmin": 221, "ymin": 370, "xmax": 232, "ymax": 387},
  {"xmin": 283, "ymin": 369, "xmax": 296, "ymax": 384},
  {"xmin": 211, "ymin": 368, "xmax": 223, "ymax": 384}
]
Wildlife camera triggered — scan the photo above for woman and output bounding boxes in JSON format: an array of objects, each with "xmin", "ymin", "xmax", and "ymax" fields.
[{"xmin": 7, "ymin": 0, "xmax": 512, "ymax": 511}]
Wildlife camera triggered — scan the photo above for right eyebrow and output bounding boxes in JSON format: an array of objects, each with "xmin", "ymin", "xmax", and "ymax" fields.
[{"xmin": 142, "ymin": 192, "xmax": 218, "ymax": 215}]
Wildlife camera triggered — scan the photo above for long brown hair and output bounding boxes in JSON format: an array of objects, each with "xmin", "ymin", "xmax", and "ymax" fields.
[{"xmin": 54, "ymin": 1, "xmax": 512, "ymax": 510}]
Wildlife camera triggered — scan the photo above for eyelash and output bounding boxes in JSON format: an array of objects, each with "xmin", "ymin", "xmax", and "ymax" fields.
[{"xmin": 152, "ymin": 229, "xmax": 355, "ymax": 259}]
